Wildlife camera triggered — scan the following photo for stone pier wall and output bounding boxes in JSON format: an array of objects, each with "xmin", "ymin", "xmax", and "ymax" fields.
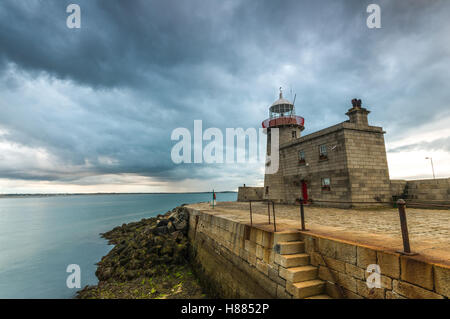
[
  {"xmin": 390, "ymin": 178, "xmax": 450, "ymax": 203},
  {"xmin": 301, "ymin": 233, "xmax": 449, "ymax": 299},
  {"xmin": 186, "ymin": 207, "xmax": 291, "ymax": 298},
  {"xmin": 237, "ymin": 186, "xmax": 264, "ymax": 202},
  {"xmin": 186, "ymin": 207, "xmax": 449, "ymax": 299}
]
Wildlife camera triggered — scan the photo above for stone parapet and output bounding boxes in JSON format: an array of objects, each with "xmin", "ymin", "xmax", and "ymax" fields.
[
  {"xmin": 390, "ymin": 178, "xmax": 450, "ymax": 204},
  {"xmin": 185, "ymin": 205, "xmax": 449, "ymax": 299},
  {"xmin": 304, "ymin": 233, "xmax": 448, "ymax": 299},
  {"xmin": 237, "ymin": 186, "xmax": 264, "ymax": 202}
]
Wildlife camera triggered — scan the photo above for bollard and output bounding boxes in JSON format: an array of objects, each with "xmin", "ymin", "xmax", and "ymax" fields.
[
  {"xmin": 396, "ymin": 199, "xmax": 416, "ymax": 255},
  {"xmin": 299, "ymin": 198, "xmax": 307, "ymax": 231},
  {"xmin": 272, "ymin": 201, "xmax": 277, "ymax": 232},
  {"xmin": 249, "ymin": 200, "xmax": 253, "ymax": 227}
]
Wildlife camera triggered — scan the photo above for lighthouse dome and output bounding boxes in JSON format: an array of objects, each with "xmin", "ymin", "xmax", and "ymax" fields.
[
  {"xmin": 262, "ymin": 87, "xmax": 305, "ymax": 129},
  {"xmin": 271, "ymin": 97, "xmax": 293, "ymax": 107},
  {"xmin": 269, "ymin": 89, "xmax": 294, "ymax": 114}
]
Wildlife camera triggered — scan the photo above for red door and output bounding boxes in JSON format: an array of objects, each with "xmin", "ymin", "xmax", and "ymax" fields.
[{"xmin": 301, "ymin": 181, "xmax": 308, "ymax": 203}]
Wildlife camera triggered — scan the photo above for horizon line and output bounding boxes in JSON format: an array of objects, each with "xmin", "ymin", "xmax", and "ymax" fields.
[{"xmin": 0, "ymin": 191, "xmax": 238, "ymax": 197}]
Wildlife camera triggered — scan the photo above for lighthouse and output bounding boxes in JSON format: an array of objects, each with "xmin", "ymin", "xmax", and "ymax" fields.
[{"xmin": 262, "ymin": 88, "xmax": 305, "ymax": 201}]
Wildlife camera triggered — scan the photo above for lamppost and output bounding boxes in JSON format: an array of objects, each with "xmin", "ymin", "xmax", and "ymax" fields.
[{"xmin": 425, "ymin": 157, "xmax": 435, "ymax": 179}]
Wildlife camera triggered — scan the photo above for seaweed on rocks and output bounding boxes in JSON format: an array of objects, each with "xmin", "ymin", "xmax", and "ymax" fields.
[{"xmin": 76, "ymin": 207, "xmax": 206, "ymax": 299}]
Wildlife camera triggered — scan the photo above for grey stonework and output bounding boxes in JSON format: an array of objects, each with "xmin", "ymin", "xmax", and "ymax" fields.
[
  {"xmin": 237, "ymin": 186, "xmax": 264, "ymax": 201},
  {"xmin": 391, "ymin": 178, "xmax": 450, "ymax": 203},
  {"xmin": 263, "ymin": 105, "xmax": 391, "ymax": 207},
  {"xmin": 237, "ymin": 101, "xmax": 449, "ymax": 207}
]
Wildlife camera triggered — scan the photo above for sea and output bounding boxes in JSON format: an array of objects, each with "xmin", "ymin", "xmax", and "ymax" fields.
[{"xmin": 0, "ymin": 192, "xmax": 236, "ymax": 299}]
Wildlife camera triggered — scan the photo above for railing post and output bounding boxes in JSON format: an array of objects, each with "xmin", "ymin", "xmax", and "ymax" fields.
[
  {"xmin": 267, "ymin": 201, "xmax": 271, "ymax": 224},
  {"xmin": 300, "ymin": 198, "xmax": 307, "ymax": 231},
  {"xmin": 396, "ymin": 199, "xmax": 415, "ymax": 255},
  {"xmin": 272, "ymin": 201, "xmax": 277, "ymax": 232},
  {"xmin": 249, "ymin": 200, "xmax": 253, "ymax": 227}
]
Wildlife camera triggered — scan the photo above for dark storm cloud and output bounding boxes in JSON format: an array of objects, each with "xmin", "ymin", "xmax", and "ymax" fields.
[{"xmin": 0, "ymin": 0, "xmax": 449, "ymax": 187}]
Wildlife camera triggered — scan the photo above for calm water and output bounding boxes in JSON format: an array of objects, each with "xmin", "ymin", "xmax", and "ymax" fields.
[{"xmin": 0, "ymin": 193, "xmax": 236, "ymax": 299}]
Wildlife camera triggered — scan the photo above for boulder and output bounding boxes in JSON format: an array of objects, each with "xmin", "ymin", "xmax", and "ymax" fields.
[
  {"xmin": 154, "ymin": 226, "xmax": 169, "ymax": 235},
  {"xmin": 156, "ymin": 219, "xmax": 169, "ymax": 227},
  {"xmin": 173, "ymin": 219, "xmax": 187, "ymax": 231},
  {"xmin": 167, "ymin": 221, "xmax": 175, "ymax": 233}
]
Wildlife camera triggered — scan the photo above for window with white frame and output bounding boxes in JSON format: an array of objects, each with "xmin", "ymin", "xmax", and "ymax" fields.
[
  {"xmin": 298, "ymin": 150, "xmax": 305, "ymax": 164},
  {"xmin": 321, "ymin": 177, "xmax": 331, "ymax": 191},
  {"xmin": 319, "ymin": 144, "xmax": 328, "ymax": 159}
]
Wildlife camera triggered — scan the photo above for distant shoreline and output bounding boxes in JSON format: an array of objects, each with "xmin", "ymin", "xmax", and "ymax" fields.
[{"xmin": 0, "ymin": 191, "xmax": 237, "ymax": 199}]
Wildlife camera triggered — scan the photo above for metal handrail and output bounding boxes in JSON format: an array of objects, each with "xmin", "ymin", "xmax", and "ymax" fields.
[
  {"xmin": 247, "ymin": 199, "xmax": 277, "ymax": 232},
  {"xmin": 299, "ymin": 198, "xmax": 424, "ymax": 255},
  {"xmin": 246, "ymin": 197, "xmax": 448, "ymax": 254}
]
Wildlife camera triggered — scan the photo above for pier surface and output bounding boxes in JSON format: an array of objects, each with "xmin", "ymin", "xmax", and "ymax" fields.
[{"xmin": 188, "ymin": 201, "xmax": 450, "ymax": 266}]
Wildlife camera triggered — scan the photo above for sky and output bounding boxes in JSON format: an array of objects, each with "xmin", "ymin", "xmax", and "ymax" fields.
[{"xmin": 0, "ymin": 0, "xmax": 449, "ymax": 193}]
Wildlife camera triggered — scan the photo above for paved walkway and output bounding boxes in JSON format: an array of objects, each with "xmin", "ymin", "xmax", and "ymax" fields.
[{"xmin": 187, "ymin": 201, "xmax": 450, "ymax": 266}]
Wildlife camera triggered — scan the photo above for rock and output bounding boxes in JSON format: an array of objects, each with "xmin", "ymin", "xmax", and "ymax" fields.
[
  {"xmin": 83, "ymin": 207, "xmax": 193, "ymax": 291},
  {"xmin": 116, "ymin": 244, "xmax": 126, "ymax": 254},
  {"xmin": 119, "ymin": 256, "xmax": 130, "ymax": 266},
  {"xmin": 156, "ymin": 219, "xmax": 169, "ymax": 227},
  {"xmin": 125, "ymin": 270, "xmax": 135, "ymax": 280},
  {"xmin": 173, "ymin": 219, "xmax": 187, "ymax": 231},
  {"xmin": 167, "ymin": 221, "xmax": 175, "ymax": 233},
  {"xmin": 171, "ymin": 231, "xmax": 183, "ymax": 241},
  {"xmin": 154, "ymin": 226, "xmax": 168, "ymax": 235},
  {"xmin": 96, "ymin": 266, "xmax": 113, "ymax": 281},
  {"xmin": 168, "ymin": 211, "xmax": 177, "ymax": 219},
  {"xmin": 160, "ymin": 245, "xmax": 173, "ymax": 256}
]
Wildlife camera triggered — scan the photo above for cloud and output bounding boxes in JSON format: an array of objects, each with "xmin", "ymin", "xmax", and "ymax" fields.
[
  {"xmin": 0, "ymin": 0, "xmax": 449, "ymax": 192},
  {"xmin": 388, "ymin": 136, "xmax": 450, "ymax": 153}
]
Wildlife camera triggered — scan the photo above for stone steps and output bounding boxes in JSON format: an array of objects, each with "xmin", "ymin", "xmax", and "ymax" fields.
[
  {"xmin": 273, "ymin": 232, "xmax": 332, "ymax": 299},
  {"xmin": 286, "ymin": 279, "xmax": 326, "ymax": 299},
  {"xmin": 280, "ymin": 265, "xmax": 318, "ymax": 282},
  {"xmin": 273, "ymin": 231, "xmax": 302, "ymax": 244},
  {"xmin": 275, "ymin": 253, "xmax": 310, "ymax": 268},
  {"xmin": 305, "ymin": 294, "xmax": 333, "ymax": 299},
  {"xmin": 275, "ymin": 241, "xmax": 305, "ymax": 255}
]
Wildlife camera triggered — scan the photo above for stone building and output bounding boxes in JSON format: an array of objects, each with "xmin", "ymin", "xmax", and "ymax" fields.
[
  {"xmin": 237, "ymin": 92, "xmax": 449, "ymax": 207},
  {"xmin": 239, "ymin": 92, "xmax": 391, "ymax": 207}
]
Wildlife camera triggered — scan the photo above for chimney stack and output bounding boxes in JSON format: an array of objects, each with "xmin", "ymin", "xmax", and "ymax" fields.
[{"xmin": 346, "ymin": 98, "xmax": 370, "ymax": 126}]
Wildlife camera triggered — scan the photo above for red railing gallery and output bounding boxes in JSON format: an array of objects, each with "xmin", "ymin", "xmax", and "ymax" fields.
[{"xmin": 262, "ymin": 115, "xmax": 305, "ymax": 128}]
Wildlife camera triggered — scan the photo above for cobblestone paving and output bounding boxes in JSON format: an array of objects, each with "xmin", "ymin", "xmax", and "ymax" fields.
[
  {"xmin": 214, "ymin": 201, "xmax": 450, "ymax": 240},
  {"xmin": 190, "ymin": 201, "xmax": 450, "ymax": 265}
]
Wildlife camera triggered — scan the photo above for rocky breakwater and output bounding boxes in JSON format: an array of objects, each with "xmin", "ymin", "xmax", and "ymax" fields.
[{"xmin": 77, "ymin": 206, "xmax": 206, "ymax": 299}]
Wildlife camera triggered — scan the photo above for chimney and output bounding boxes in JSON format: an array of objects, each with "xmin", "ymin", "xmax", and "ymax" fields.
[{"xmin": 346, "ymin": 98, "xmax": 370, "ymax": 126}]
